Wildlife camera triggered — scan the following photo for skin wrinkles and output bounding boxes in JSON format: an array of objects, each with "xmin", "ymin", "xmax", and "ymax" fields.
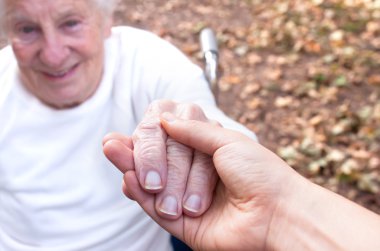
[
  {"xmin": 189, "ymin": 153, "xmax": 215, "ymax": 182},
  {"xmin": 0, "ymin": 0, "xmax": 117, "ymax": 31},
  {"xmin": 4, "ymin": 0, "xmax": 112, "ymax": 109}
]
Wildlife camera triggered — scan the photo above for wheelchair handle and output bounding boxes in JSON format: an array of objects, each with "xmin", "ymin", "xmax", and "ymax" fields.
[
  {"xmin": 200, "ymin": 28, "xmax": 219, "ymax": 102},
  {"xmin": 200, "ymin": 28, "xmax": 218, "ymax": 53}
]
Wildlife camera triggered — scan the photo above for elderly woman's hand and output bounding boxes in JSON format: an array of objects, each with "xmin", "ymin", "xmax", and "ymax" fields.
[{"xmin": 103, "ymin": 100, "xmax": 218, "ymax": 219}]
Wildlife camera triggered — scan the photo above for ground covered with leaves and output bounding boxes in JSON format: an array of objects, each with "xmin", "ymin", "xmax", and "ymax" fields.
[{"xmin": 118, "ymin": 0, "xmax": 380, "ymax": 213}]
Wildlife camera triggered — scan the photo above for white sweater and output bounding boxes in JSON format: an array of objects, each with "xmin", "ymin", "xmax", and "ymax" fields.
[{"xmin": 0, "ymin": 26, "xmax": 256, "ymax": 251}]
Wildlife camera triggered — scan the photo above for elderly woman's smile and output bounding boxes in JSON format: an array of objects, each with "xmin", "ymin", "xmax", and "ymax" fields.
[
  {"xmin": 4, "ymin": 0, "xmax": 112, "ymax": 109},
  {"xmin": 34, "ymin": 63, "xmax": 80, "ymax": 90},
  {"xmin": 41, "ymin": 63, "xmax": 79, "ymax": 79}
]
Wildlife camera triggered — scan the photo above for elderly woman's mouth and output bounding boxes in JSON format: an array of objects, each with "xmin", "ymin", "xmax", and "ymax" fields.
[{"xmin": 42, "ymin": 64, "xmax": 80, "ymax": 80}]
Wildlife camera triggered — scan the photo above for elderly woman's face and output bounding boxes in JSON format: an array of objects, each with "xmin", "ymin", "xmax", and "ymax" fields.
[{"xmin": 5, "ymin": 0, "xmax": 112, "ymax": 108}]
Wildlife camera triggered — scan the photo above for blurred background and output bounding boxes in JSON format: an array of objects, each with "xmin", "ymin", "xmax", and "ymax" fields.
[
  {"xmin": 1, "ymin": 0, "xmax": 379, "ymax": 213},
  {"xmin": 115, "ymin": 0, "xmax": 380, "ymax": 213}
]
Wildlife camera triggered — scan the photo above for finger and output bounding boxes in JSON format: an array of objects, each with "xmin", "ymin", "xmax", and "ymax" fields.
[
  {"xmin": 103, "ymin": 132, "xmax": 134, "ymax": 149},
  {"xmin": 183, "ymin": 151, "xmax": 218, "ymax": 217},
  {"xmin": 155, "ymin": 137, "xmax": 193, "ymax": 219},
  {"xmin": 153, "ymin": 103, "xmax": 209, "ymax": 219},
  {"xmin": 122, "ymin": 178, "xmax": 135, "ymax": 201},
  {"xmin": 123, "ymin": 170, "xmax": 185, "ymax": 239},
  {"xmin": 133, "ymin": 100, "xmax": 177, "ymax": 193},
  {"xmin": 103, "ymin": 139, "xmax": 135, "ymax": 173},
  {"xmin": 170, "ymin": 103, "xmax": 217, "ymax": 217},
  {"xmin": 160, "ymin": 112, "xmax": 249, "ymax": 156},
  {"xmin": 161, "ymin": 113, "xmax": 293, "ymax": 201}
]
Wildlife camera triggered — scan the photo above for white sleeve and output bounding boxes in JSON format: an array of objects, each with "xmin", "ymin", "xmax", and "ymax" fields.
[
  {"xmin": 150, "ymin": 36, "xmax": 258, "ymax": 141},
  {"xmin": 117, "ymin": 27, "xmax": 257, "ymax": 141}
]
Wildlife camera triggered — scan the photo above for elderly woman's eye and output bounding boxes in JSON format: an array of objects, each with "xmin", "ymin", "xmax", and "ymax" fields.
[
  {"xmin": 13, "ymin": 25, "xmax": 39, "ymax": 42},
  {"xmin": 62, "ymin": 20, "xmax": 82, "ymax": 32},
  {"xmin": 65, "ymin": 20, "xmax": 80, "ymax": 28},
  {"xmin": 20, "ymin": 26, "xmax": 36, "ymax": 34}
]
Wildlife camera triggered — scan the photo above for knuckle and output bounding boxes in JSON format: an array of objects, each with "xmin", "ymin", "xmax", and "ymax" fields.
[
  {"xmin": 133, "ymin": 119, "xmax": 165, "ymax": 141},
  {"xmin": 137, "ymin": 142, "xmax": 165, "ymax": 166},
  {"xmin": 147, "ymin": 100, "xmax": 177, "ymax": 114},
  {"xmin": 166, "ymin": 138, "xmax": 192, "ymax": 159},
  {"xmin": 178, "ymin": 103, "xmax": 207, "ymax": 120}
]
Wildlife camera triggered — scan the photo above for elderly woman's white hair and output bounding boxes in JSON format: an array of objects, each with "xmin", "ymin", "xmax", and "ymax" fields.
[
  {"xmin": 0, "ymin": 0, "xmax": 119, "ymax": 38},
  {"xmin": 0, "ymin": 0, "xmax": 4, "ymax": 39},
  {"xmin": 93, "ymin": 0, "xmax": 119, "ymax": 17},
  {"xmin": 0, "ymin": 0, "xmax": 118, "ymax": 14}
]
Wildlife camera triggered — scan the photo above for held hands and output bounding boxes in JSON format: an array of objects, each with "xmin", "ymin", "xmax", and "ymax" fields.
[
  {"xmin": 149, "ymin": 113, "xmax": 306, "ymax": 251},
  {"xmin": 103, "ymin": 100, "xmax": 307, "ymax": 251},
  {"xmin": 104, "ymin": 100, "xmax": 380, "ymax": 251},
  {"xmin": 103, "ymin": 100, "xmax": 218, "ymax": 219}
]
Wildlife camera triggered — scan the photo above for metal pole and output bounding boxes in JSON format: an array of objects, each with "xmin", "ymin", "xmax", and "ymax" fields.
[{"xmin": 200, "ymin": 28, "xmax": 219, "ymax": 103}]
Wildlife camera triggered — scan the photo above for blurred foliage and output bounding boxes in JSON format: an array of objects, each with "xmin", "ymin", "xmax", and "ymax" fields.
[{"xmin": 119, "ymin": 0, "xmax": 380, "ymax": 212}]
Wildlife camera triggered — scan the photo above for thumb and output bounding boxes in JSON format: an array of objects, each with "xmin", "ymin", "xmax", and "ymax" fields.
[
  {"xmin": 161, "ymin": 112, "xmax": 299, "ymax": 208},
  {"xmin": 160, "ymin": 112, "xmax": 262, "ymax": 199},
  {"xmin": 160, "ymin": 112, "xmax": 249, "ymax": 156}
]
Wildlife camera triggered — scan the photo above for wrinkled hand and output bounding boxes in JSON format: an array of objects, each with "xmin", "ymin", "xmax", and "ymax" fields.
[
  {"xmin": 118, "ymin": 113, "xmax": 304, "ymax": 251},
  {"xmin": 103, "ymin": 100, "xmax": 218, "ymax": 219}
]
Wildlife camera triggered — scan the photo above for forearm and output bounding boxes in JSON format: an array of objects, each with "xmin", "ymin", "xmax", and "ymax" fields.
[{"xmin": 267, "ymin": 176, "xmax": 380, "ymax": 251}]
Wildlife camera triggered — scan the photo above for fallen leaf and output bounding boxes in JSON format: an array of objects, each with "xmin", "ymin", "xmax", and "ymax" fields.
[
  {"xmin": 368, "ymin": 74, "xmax": 380, "ymax": 86},
  {"xmin": 223, "ymin": 75, "xmax": 242, "ymax": 85},
  {"xmin": 275, "ymin": 96, "xmax": 293, "ymax": 108},
  {"xmin": 329, "ymin": 30, "xmax": 345, "ymax": 47},
  {"xmin": 247, "ymin": 53, "xmax": 263, "ymax": 65}
]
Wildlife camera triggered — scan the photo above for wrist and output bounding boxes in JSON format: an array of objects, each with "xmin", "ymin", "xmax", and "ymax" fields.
[
  {"xmin": 265, "ymin": 172, "xmax": 324, "ymax": 251},
  {"xmin": 266, "ymin": 172, "xmax": 380, "ymax": 251}
]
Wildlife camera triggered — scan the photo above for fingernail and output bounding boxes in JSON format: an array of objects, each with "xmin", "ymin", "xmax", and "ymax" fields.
[
  {"xmin": 161, "ymin": 112, "xmax": 176, "ymax": 123},
  {"xmin": 184, "ymin": 194, "xmax": 202, "ymax": 213},
  {"xmin": 160, "ymin": 196, "xmax": 178, "ymax": 216},
  {"xmin": 103, "ymin": 139, "xmax": 119, "ymax": 148},
  {"xmin": 145, "ymin": 171, "xmax": 162, "ymax": 190}
]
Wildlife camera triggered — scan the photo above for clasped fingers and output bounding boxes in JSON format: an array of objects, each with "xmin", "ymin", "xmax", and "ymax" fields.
[{"xmin": 132, "ymin": 100, "xmax": 220, "ymax": 219}]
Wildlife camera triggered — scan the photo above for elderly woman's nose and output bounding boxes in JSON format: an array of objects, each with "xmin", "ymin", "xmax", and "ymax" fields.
[{"xmin": 39, "ymin": 35, "xmax": 70, "ymax": 67}]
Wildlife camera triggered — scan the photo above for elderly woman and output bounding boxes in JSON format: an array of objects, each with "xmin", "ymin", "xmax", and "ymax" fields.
[{"xmin": 0, "ymin": 0, "xmax": 256, "ymax": 250}]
